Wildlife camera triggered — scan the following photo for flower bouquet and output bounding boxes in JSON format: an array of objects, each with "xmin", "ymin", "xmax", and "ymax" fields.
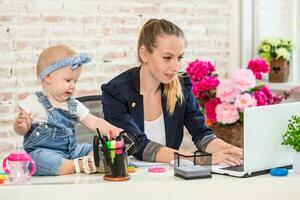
[
  {"xmin": 258, "ymin": 38, "xmax": 293, "ymax": 63},
  {"xmin": 258, "ymin": 38, "xmax": 294, "ymax": 82},
  {"xmin": 186, "ymin": 58, "xmax": 278, "ymax": 147}
]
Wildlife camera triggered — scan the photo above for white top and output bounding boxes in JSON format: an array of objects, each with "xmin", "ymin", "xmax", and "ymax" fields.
[
  {"xmin": 19, "ymin": 94, "xmax": 89, "ymax": 123},
  {"xmin": 144, "ymin": 114, "xmax": 166, "ymax": 145}
]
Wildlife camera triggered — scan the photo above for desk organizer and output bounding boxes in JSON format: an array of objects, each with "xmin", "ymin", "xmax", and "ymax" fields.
[
  {"xmin": 103, "ymin": 144, "xmax": 130, "ymax": 181},
  {"xmin": 174, "ymin": 151, "xmax": 212, "ymax": 180},
  {"xmin": 93, "ymin": 129, "xmax": 140, "ymax": 181}
]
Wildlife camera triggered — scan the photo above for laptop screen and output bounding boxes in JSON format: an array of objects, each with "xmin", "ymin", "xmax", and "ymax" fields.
[{"xmin": 243, "ymin": 102, "xmax": 299, "ymax": 172}]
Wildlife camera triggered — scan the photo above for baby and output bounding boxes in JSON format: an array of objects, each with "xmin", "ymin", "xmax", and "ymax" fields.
[{"xmin": 13, "ymin": 44, "xmax": 122, "ymax": 176}]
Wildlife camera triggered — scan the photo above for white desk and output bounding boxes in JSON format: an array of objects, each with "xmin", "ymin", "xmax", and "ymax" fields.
[{"xmin": 0, "ymin": 165, "xmax": 300, "ymax": 200}]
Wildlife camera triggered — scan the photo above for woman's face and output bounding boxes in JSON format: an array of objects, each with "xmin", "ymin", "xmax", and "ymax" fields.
[{"xmin": 145, "ymin": 34, "xmax": 185, "ymax": 84}]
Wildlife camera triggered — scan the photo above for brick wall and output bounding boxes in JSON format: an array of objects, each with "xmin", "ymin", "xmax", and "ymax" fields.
[{"xmin": 0, "ymin": 0, "xmax": 234, "ymax": 144}]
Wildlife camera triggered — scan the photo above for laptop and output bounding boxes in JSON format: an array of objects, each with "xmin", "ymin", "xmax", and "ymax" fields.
[{"xmin": 212, "ymin": 102, "xmax": 300, "ymax": 177}]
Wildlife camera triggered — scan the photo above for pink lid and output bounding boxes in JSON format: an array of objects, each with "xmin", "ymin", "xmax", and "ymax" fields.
[
  {"xmin": 6, "ymin": 151, "xmax": 32, "ymax": 162},
  {"xmin": 148, "ymin": 167, "xmax": 166, "ymax": 173}
]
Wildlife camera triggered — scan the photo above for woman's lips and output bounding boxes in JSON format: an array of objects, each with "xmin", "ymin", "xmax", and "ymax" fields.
[{"xmin": 165, "ymin": 73, "xmax": 176, "ymax": 79}]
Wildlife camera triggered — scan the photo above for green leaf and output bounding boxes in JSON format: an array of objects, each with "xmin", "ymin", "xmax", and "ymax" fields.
[
  {"xmin": 259, "ymin": 52, "xmax": 271, "ymax": 63},
  {"xmin": 282, "ymin": 115, "xmax": 300, "ymax": 152}
]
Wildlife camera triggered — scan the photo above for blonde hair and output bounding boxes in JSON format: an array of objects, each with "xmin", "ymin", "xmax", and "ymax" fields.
[
  {"xmin": 137, "ymin": 19, "xmax": 185, "ymax": 115},
  {"xmin": 36, "ymin": 44, "xmax": 77, "ymax": 78}
]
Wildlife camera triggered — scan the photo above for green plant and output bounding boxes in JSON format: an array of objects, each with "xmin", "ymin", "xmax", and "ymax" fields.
[
  {"xmin": 282, "ymin": 115, "xmax": 300, "ymax": 152},
  {"xmin": 258, "ymin": 38, "xmax": 293, "ymax": 63}
]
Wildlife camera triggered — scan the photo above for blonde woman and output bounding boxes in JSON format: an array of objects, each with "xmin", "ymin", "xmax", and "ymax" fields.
[{"xmin": 101, "ymin": 19, "xmax": 243, "ymax": 166}]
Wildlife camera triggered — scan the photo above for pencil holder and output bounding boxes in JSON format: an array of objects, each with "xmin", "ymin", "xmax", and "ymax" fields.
[
  {"xmin": 103, "ymin": 145, "xmax": 130, "ymax": 181},
  {"xmin": 174, "ymin": 150, "xmax": 212, "ymax": 180},
  {"xmin": 93, "ymin": 129, "xmax": 140, "ymax": 181},
  {"xmin": 93, "ymin": 136, "xmax": 105, "ymax": 173}
]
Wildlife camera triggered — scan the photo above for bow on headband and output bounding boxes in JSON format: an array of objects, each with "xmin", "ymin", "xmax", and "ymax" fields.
[{"xmin": 39, "ymin": 53, "xmax": 91, "ymax": 80}]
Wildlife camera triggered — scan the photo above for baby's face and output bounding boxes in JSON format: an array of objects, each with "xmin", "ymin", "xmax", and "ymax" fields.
[{"xmin": 45, "ymin": 66, "xmax": 82, "ymax": 102}]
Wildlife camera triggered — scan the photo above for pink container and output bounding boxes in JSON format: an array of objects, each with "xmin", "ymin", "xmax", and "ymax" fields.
[{"xmin": 3, "ymin": 151, "xmax": 36, "ymax": 184}]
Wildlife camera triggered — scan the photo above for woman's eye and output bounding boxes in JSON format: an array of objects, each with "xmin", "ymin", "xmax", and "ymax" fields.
[
  {"xmin": 178, "ymin": 56, "xmax": 184, "ymax": 61},
  {"xmin": 163, "ymin": 57, "xmax": 172, "ymax": 60}
]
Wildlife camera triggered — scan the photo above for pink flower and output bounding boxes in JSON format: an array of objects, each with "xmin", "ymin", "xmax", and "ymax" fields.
[
  {"xmin": 251, "ymin": 86, "xmax": 274, "ymax": 105},
  {"xmin": 231, "ymin": 69, "xmax": 256, "ymax": 91},
  {"xmin": 186, "ymin": 60, "xmax": 215, "ymax": 81},
  {"xmin": 252, "ymin": 91, "xmax": 268, "ymax": 106},
  {"xmin": 198, "ymin": 76, "xmax": 220, "ymax": 92},
  {"xmin": 216, "ymin": 102, "xmax": 239, "ymax": 124},
  {"xmin": 259, "ymin": 86, "xmax": 273, "ymax": 104},
  {"xmin": 191, "ymin": 82, "xmax": 201, "ymax": 98},
  {"xmin": 204, "ymin": 98, "xmax": 221, "ymax": 123},
  {"xmin": 216, "ymin": 79, "xmax": 240, "ymax": 102},
  {"xmin": 186, "ymin": 58, "xmax": 291, "ymax": 126},
  {"xmin": 247, "ymin": 58, "xmax": 270, "ymax": 80},
  {"xmin": 234, "ymin": 93, "xmax": 257, "ymax": 111}
]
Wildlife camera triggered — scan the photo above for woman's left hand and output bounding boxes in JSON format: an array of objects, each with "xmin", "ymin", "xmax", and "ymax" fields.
[
  {"xmin": 224, "ymin": 146, "xmax": 243, "ymax": 158},
  {"xmin": 212, "ymin": 146, "xmax": 243, "ymax": 166}
]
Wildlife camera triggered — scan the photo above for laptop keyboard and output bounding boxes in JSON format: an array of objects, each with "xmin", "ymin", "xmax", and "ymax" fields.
[{"xmin": 221, "ymin": 165, "xmax": 244, "ymax": 172}]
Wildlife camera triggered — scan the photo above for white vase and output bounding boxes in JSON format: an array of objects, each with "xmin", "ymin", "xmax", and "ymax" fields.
[{"xmin": 293, "ymin": 151, "xmax": 300, "ymax": 173}]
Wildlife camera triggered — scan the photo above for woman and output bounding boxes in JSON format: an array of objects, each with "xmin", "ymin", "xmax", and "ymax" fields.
[{"xmin": 101, "ymin": 19, "xmax": 243, "ymax": 166}]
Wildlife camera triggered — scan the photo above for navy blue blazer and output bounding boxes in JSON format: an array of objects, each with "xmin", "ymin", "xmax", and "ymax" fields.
[{"xmin": 101, "ymin": 67, "xmax": 214, "ymax": 160}]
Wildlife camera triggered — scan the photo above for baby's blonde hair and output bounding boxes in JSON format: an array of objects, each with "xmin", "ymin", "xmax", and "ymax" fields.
[
  {"xmin": 137, "ymin": 19, "xmax": 185, "ymax": 115},
  {"xmin": 36, "ymin": 44, "xmax": 77, "ymax": 78}
]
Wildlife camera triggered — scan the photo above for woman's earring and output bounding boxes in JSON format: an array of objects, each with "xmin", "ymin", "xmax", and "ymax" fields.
[{"xmin": 144, "ymin": 60, "xmax": 148, "ymax": 64}]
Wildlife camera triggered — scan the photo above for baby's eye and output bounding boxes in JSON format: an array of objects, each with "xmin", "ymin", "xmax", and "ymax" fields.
[{"xmin": 65, "ymin": 79, "xmax": 71, "ymax": 82}]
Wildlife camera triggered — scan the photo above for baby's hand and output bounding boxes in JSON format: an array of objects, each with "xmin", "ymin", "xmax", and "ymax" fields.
[{"xmin": 15, "ymin": 110, "xmax": 32, "ymax": 132}]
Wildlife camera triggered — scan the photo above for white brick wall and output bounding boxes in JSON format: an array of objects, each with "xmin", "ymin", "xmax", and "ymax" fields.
[{"xmin": 0, "ymin": 0, "xmax": 235, "ymax": 142}]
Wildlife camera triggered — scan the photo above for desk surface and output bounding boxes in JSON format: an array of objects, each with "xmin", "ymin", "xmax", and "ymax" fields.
[{"xmin": 1, "ymin": 165, "xmax": 300, "ymax": 200}]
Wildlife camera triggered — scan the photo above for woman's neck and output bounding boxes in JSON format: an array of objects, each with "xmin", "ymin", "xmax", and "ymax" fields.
[
  {"xmin": 140, "ymin": 65, "xmax": 163, "ymax": 121},
  {"xmin": 140, "ymin": 65, "xmax": 161, "ymax": 95}
]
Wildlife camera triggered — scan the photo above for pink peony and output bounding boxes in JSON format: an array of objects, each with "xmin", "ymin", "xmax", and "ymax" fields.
[
  {"xmin": 186, "ymin": 60, "xmax": 215, "ymax": 81},
  {"xmin": 216, "ymin": 102, "xmax": 239, "ymax": 124},
  {"xmin": 252, "ymin": 91, "xmax": 268, "ymax": 106},
  {"xmin": 259, "ymin": 86, "xmax": 273, "ymax": 104},
  {"xmin": 204, "ymin": 98, "xmax": 221, "ymax": 123},
  {"xmin": 231, "ymin": 69, "xmax": 256, "ymax": 91},
  {"xmin": 191, "ymin": 82, "xmax": 201, "ymax": 98},
  {"xmin": 247, "ymin": 58, "xmax": 270, "ymax": 80},
  {"xmin": 198, "ymin": 76, "xmax": 220, "ymax": 92},
  {"xmin": 216, "ymin": 79, "xmax": 240, "ymax": 102},
  {"xmin": 186, "ymin": 58, "xmax": 289, "ymax": 126},
  {"xmin": 234, "ymin": 93, "xmax": 257, "ymax": 111}
]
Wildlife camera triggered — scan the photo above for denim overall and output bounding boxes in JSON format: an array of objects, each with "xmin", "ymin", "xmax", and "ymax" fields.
[{"xmin": 24, "ymin": 91, "xmax": 92, "ymax": 176}]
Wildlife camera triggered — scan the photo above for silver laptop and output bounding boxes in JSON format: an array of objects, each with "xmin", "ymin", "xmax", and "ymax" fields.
[{"xmin": 212, "ymin": 102, "xmax": 300, "ymax": 177}]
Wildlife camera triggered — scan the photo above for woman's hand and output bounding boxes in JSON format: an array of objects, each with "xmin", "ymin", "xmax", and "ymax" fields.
[
  {"xmin": 109, "ymin": 127, "xmax": 123, "ymax": 138},
  {"xmin": 212, "ymin": 146, "xmax": 243, "ymax": 166}
]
